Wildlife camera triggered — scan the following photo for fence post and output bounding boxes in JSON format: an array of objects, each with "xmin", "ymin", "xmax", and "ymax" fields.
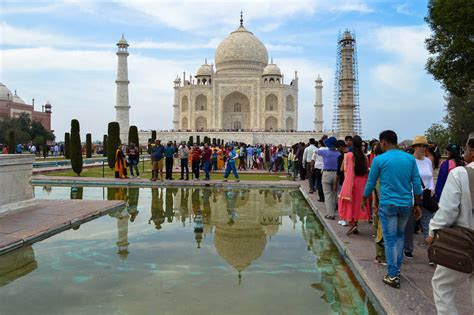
[{"xmin": 102, "ymin": 160, "xmax": 105, "ymax": 178}]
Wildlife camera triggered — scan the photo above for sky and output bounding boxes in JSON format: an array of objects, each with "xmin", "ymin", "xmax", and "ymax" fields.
[{"xmin": 0, "ymin": 0, "xmax": 445, "ymax": 141}]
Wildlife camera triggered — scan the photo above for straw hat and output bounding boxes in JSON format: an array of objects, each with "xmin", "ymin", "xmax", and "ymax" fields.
[{"xmin": 411, "ymin": 135, "xmax": 428, "ymax": 147}]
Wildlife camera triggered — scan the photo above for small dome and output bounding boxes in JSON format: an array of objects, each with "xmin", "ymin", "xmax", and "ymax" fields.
[
  {"xmin": 117, "ymin": 34, "xmax": 129, "ymax": 46},
  {"xmin": 262, "ymin": 63, "xmax": 281, "ymax": 76},
  {"xmin": 196, "ymin": 62, "xmax": 214, "ymax": 76},
  {"xmin": 0, "ymin": 83, "xmax": 13, "ymax": 101},
  {"xmin": 215, "ymin": 25, "xmax": 268, "ymax": 73},
  {"xmin": 12, "ymin": 90, "xmax": 25, "ymax": 104}
]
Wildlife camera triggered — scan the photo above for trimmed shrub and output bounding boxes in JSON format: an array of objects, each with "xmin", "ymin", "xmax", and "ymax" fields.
[
  {"xmin": 128, "ymin": 125, "xmax": 139, "ymax": 146},
  {"xmin": 107, "ymin": 122, "xmax": 121, "ymax": 169},
  {"xmin": 151, "ymin": 130, "xmax": 157, "ymax": 141},
  {"xmin": 70, "ymin": 119, "xmax": 83, "ymax": 176},
  {"xmin": 64, "ymin": 132, "xmax": 71, "ymax": 159},
  {"xmin": 103, "ymin": 134, "xmax": 108, "ymax": 157},
  {"xmin": 8, "ymin": 130, "xmax": 15, "ymax": 154},
  {"xmin": 86, "ymin": 133, "xmax": 92, "ymax": 158}
]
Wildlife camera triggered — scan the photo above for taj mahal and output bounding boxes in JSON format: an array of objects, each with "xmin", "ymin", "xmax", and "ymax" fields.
[{"xmin": 114, "ymin": 14, "xmax": 359, "ymax": 145}]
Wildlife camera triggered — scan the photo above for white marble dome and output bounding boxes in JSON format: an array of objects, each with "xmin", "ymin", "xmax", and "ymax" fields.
[
  {"xmin": 196, "ymin": 63, "xmax": 214, "ymax": 76},
  {"xmin": 0, "ymin": 83, "xmax": 13, "ymax": 101},
  {"xmin": 215, "ymin": 25, "xmax": 268, "ymax": 73},
  {"xmin": 262, "ymin": 63, "xmax": 281, "ymax": 76},
  {"xmin": 12, "ymin": 94, "xmax": 25, "ymax": 104}
]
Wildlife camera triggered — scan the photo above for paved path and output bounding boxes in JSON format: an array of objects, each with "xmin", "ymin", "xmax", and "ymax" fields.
[
  {"xmin": 31, "ymin": 175, "xmax": 300, "ymax": 189},
  {"xmin": 0, "ymin": 199, "xmax": 125, "ymax": 255},
  {"xmin": 299, "ymin": 183, "xmax": 472, "ymax": 315}
]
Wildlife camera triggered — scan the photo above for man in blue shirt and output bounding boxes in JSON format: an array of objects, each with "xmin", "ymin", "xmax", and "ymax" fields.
[
  {"xmin": 151, "ymin": 140, "xmax": 165, "ymax": 182},
  {"xmin": 362, "ymin": 130, "xmax": 422, "ymax": 289}
]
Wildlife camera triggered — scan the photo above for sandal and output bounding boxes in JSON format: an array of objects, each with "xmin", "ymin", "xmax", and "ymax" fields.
[{"xmin": 346, "ymin": 225, "xmax": 358, "ymax": 235}]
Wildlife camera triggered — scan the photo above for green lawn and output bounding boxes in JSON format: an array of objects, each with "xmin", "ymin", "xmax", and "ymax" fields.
[{"xmin": 45, "ymin": 165, "xmax": 292, "ymax": 181}]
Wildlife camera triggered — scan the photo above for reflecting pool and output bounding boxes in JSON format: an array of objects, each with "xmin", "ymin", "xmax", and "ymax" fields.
[{"xmin": 0, "ymin": 186, "xmax": 376, "ymax": 314}]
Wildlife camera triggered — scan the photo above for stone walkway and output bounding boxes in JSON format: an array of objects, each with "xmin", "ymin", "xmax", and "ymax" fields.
[
  {"xmin": 0, "ymin": 199, "xmax": 125, "ymax": 255},
  {"xmin": 299, "ymin": 183, "xmax": 472, "ymax": 315}
]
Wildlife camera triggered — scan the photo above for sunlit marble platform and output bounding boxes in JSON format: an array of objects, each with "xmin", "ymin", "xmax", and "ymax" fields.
[{"xmin": 0, "ymin": 199, "xmax": 125, "ymax": 255}]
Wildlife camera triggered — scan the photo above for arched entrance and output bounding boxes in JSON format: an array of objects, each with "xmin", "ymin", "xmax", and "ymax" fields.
[
  {"xmin": 223, "ymin": 92, "xmax": 250, "ymax": 130},
  {"xmin": 182, "ymin": 117, "xmax": 188, "ymax": 129},
  {"xmin": 286, "ymin": 117, "xmax": 294, "ymax": 130},
  {"xmin": 195, "ymin": 116, "xmax": 207, "ymax": 130},
  {"xmin": 265, "ymin": 116, "xmax": 278, "ymax": 131}
]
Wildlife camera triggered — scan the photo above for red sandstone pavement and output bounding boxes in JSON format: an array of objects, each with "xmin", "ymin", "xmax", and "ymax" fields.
[
  {"xmin": 299, "ymin": 182, "xmax": 472, "ymax": 315},
  {"xmin": 0, "ymin": 199, "xmax": 125, "ymax": 255}
]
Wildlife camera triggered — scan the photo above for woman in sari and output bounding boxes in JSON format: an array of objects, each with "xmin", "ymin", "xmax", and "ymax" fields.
[
  {"xmin": 115, "ymin": 144, "xmax": 128, "ymax": 179},
  {"xmin": 217, "ymin": 147, "xmax": 225, "ymax": 170},
  {"xmin": 338, "ymin": 135, "xmax": 371, "ymax": 235}
]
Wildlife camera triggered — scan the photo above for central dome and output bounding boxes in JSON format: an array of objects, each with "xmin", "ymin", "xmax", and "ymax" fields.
[{"xmin": 215, "ymin": 25, "xmax": 268, "ymax": 74}]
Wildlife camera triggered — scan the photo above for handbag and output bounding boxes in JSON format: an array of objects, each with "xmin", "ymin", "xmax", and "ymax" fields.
[
  {"xmin": 420, "ymin": 177, "xmax": 438, "ymax": 212},
  {"xmin": 428, "ymin": 167, "xmax": 474, "ymax": 274}
]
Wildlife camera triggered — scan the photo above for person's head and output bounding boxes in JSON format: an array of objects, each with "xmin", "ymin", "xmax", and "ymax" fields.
[
  {"xmin": 309, "ymin": 138, "xmax": 316, "ymax": 145},
  {"xmin": 446, "ymin": 143, "xmax": 462, "ymax": 166},
  {"xmin": 464, "ymin": 137, "xmax": 474, "ymax": 164},
  {"xmin": 411, "ymin": 135, "xmax": 429, "ymax": 157},
  {"xmin": 204, "ymin": 143, "xmax": 209, "ymax": 149},
  {"xmin": 155, "ymin": 139, "xmax": 161, "ymax": 146},
  {"xmin": 379, "ymin": 130, "xmax": 398, "ymax": 152},
  {"xmin": 193, "ymin": 143, "xmax": 198, "ymax": 148},
  {"xmin": 345, "ymin": 135, "xmax": 353, "ymax": 148},
  {"xmin": 118, "ymin": 143, "xmax": 123, "ymax": 149},
  {"xmin": 335, "ymin": 140, "xmax": 346, "ymax": 153},
  {"xmin": 361, "ymin": 141, "xmax": 368, "ymax": 154},
  {"xmin": 323, "ymin": 136, "xmax": 337, "ymax": 150},
  {"xmin": 352, "ymin": 135, "xmax": 367, "ymax": 176},
  {"xmin": 167, "ymin": 141, "xmax": 172, "ymax": 147}
]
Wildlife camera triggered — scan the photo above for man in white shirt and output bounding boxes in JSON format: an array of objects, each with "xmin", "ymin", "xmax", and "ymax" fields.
[
  {"xmin": 303, "ymin": 138, "xmax": 317, "ymax": 193},
  {"xmin": 427, "ymin": 136, "xmax": 474, "ymax": 315},
  {"xmin": 311, "ymin": 138, "xmax": 328, "ymax": 202}
]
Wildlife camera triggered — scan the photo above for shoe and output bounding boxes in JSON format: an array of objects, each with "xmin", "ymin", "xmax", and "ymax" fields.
[
  {"xmin": 235, "ymin": 179, "xmax": 240, "ymax": 182},
  {"xmin": 404, "ymin": 251, "xmax": 414, "ymax": 259},
  {"xmin": 375, "ymin": 257, "xmax": 387, "ymax": 266},
  {"xmin": 429, "ymin": 261, "xmax": 435, "ymax": 266},
  {"xmin": 151, "ymin": 178, "xmax": 157, "ymax": 182},
  {"xmin": 185, "ymin": 178, "xmax": 189, "ymax": 181},
  {"xmin": 338, "ymin": 220, "xmax": 348, "ymax": 226},
  {"xmin": 222, "ymin": 179, "xmax": 228, "ymax": 182},
  {"xmin": 325, "ymin": 215, "xmax": 335, "ymax": 220},
  {"xmin": 383, "ymin": 275, "xmax": 400, "ymax": 289},
  {"xmin": 346, "ymin": 225, "xmax": 358, "ymax": 236},
  {"xmin": 309, "ymin": 190, "xmax": 314, "ymax": 194},
  {"xmin": 130, "ymin": 176, "xmax": 134, "ymax": 179}
]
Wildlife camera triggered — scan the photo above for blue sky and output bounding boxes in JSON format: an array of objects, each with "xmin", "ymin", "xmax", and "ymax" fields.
[{"xmin": 0, "ymin": 0, "xmax": 445, "ymax": 141}]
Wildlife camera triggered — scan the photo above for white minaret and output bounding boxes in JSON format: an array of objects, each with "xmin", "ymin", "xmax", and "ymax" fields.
[
  {"xmin": 314, "ymin": 74, "xmax": 324, "ymax": 132},
  {"xmin": 115, "ymin": 34, "xmax": 130, "ymax": 144},
  {"xmin": 172, "ymin": 76, "xmax": 181, "ymax": 130}
]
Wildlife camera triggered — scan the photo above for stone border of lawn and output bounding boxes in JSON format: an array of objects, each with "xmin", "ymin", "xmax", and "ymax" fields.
[
  {"xmin": 299, "ymin": 187, "xmax": 387, "ymax": 315},
  {"xmin": 31, "ymin": 175, "xmax": 300, "ymax": 189}
]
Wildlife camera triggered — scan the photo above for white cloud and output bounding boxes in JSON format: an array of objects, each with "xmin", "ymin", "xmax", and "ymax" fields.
[
  {"xmin": 327, "ymin": 1, "xmax": 374, "ymax": 13},
  {"xmin": 395, "ymin": 3, "xmax": 412, "ymax": 16}
]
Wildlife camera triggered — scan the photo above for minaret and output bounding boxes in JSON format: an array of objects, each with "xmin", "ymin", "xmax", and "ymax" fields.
[
  {"xmin": 172, "ymin": 76, "xmax": 181, "ymax": 130},
  {"xmin": 314, "ymin": 74, "xmax": 323, "ymax": 132},
  {"xmin": 115, "ymin": 34, "xmax": 130, "ymax": 144}
]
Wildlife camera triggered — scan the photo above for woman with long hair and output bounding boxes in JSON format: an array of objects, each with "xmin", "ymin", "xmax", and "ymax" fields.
[
  {"xmin": 434, "ymin": 144, "xmax": 463, "ymax": 201},
  {"xmin": 338, "ymin": 135, "xmax": 371, "ymax": 235}
]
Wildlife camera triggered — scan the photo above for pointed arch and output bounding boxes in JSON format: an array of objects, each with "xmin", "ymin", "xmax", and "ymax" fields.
[
  {"xmin": 286, "ymin": 95, "xmax": 294, "ymax": 111},
  {"xmin": 265, "ymin": 94, "xmax": 278, "ymax": 111}
]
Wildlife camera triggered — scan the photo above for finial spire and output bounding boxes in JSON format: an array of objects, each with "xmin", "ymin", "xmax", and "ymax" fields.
[
  {"xmin": 205, "ymin": 58, "xmax": 207, "ymax": 64},
  {"xmin": 271, "ymin": 57, "xmax": 273, "ymax": 64},
  {"xmin": 240, "ymin": 11, "xmax": 243, "ymax": 26}
]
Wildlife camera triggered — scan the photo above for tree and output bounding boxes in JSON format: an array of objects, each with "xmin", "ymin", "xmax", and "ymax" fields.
[
  {"xmin": 128, "ymin": 125, "xmax": 139, "ymax": 146},
  {"xmin": 70, "ymin": 119, "xmax": 83, "ymax": 176},
  {"xmin": 8, "ymin": 130, "xmax": 15, "ymax": 154},
  {"xmin": 425, "ymin": 122, "xmax": 450, "ymax": 153},
  {"xmin": 443, "ymin": 91, "xmax": 474, "ymax": 145},
  {"xmin": 107, "ymin": 122, "xmax": 121, "ymax": 169},
  {"xmin": 86, "ymin": 133, "xmax": 92, "ymax": 158},
  {"xmin": 188, "ymin": 136, "xmax": 193, "ymax": 147},
  {"xmin": 64, "ymin": 132, "xmax": 71, "ymax": 159},
  {"xmin": 196, "ymin": 135, "xmax": 200, "ymax": 145},
  {"xmin": 425, "ymin": 0, "xmax": 474, "ymax": 97},
  {"xmin": 103, "ymin": 134, "xmax": 108, "ymax": 157},
  {"xmin": 151, "ymin": 130, "xmax": 157, "ymax": 141}
]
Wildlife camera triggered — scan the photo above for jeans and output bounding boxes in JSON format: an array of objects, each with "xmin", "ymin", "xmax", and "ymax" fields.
[
  {"xmin": 420, "ymin": 207, "xmax": 434, "ymax": 239},
  {"xmin": 165, "ymin": 157, "xmax": 173, "ymax": 179},
  {"xmin": 212, "ymin": 158, "xmax": 218, "ymax": 171},
  {"xmin": 129, "ymin": 158, "xmax": 139, "ymax": 176},
  {"xmin": 224, "ymin": 161, "xmax": 239, "ymax": 179},
  {"xmin": 403, "ymin": 213, "xmax": 415, "ymax": 253},
  {"xmin": 192, "ymin": 160, "xmax": 200, "ymax": 179},
  {"xmin": 203, "ymin": 160, "xmax": 211, "ymax": 179},
  {"xmin": 378, "ymin": 205, "xmax": 412, "ymax": 277},
  {"xmin": 180, "ymin": 158, "xmax": 189, "ymax": 179}
]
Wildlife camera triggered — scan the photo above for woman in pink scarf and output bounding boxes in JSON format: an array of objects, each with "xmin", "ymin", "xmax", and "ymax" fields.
[{"xmin": 338, "ymin": 135, "xmax": 371, "ymax": 235}]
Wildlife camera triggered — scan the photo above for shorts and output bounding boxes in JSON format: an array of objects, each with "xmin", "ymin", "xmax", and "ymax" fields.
[{"xmin": 152, "ymin": 159, "xmax": 163, "ymax": 171}]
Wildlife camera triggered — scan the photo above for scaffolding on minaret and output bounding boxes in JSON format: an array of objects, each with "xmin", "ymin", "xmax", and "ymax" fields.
[{"xmin": 332, "ymin": 30, "xmax": 362, "ymax": 136}]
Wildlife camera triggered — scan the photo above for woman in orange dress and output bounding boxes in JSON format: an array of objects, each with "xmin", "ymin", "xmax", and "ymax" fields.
[
  {"xmin": 338, "ymin": 135, "xmax": 370, "ymax": 235},
  {"xmin": 217, "ymin": 147, "xmax": 225, "ymax": 170},
  {"xmin": 114, "ymin": 144, "xmax": 128, "ymax": 179}
]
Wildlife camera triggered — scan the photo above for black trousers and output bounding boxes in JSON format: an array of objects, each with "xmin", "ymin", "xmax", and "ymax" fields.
[
  {"xmin": 165, "ymin": 157, "xmax": 173, "ymax": 179},
  {"xmin": 192, "ymin": 160, "xmax": 200, "ymax": 179},
  {"xmin": 180, "ymin": 158, "xmax": 189, "ymax": 179},
  {"xmin": 315, "ymin": 168, "xmax": 325, "ymax": 201}
]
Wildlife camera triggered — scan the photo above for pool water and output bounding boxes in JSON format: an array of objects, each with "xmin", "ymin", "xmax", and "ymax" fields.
[{"xmin": 0, "ymin": 186, "xmax": 376, "ymax": 315}]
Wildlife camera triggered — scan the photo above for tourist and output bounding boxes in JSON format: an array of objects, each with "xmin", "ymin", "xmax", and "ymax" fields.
[
  {"xmin": 287, "ymin": 148, "xmax": 294, "ymax": 173},
  {"xmin": 217, "ymin": 146, "xmax": 225, "ymax": 170},
  {"xmin": 318, "ymin": 136, "xmax": 340, "ymax": 220},
  {"xmin": 303, "ymin": 138, "xmax": 317, "ymax": 193},
  {"xmin": 114, "ymin": 143, "xmax": 128, "ymax": 179},
  {"xmin": 127, "ymin": 142, "xmax": 140, "ymax": 179},
  {"xmin": 223, "ymin": 144, "xmax": 240, "ymax": 182},
  {"xmin": 239, "ymin": 143, "xmax": 246, "ymax": 170},
  {"xmin": 362, "ymin": 130, "xmax": 422, "ymax": 289},
  {"xmin": 192, "ymin": 143, "xmax": 202, "ymax": 180},
  {"xmin": 211, "ymin": 147, "xmax": 219, "ymax": 171},
  {"xmin": 178, "ymin": 142, "xmax": 189, "ymax": 180},
  {"xmin": 426, "ymin": 142, "xmax": 441, "ymax": 170},
  {"xmin": 246, "ymin": 144, "xmax": 254, "ymax": 169},
  {"xmin": 427, "ymin": 136, "xmax": 474, "ymax": 315},
  {"xmin": 295, "ymin": 142, "xmax": 306, "ymax": 180},
  {"xmin": 53, "ymin": 143, "xmax": 59, "ymax": 156},
  {"xmin": 345, "ymin": 135, "xmax": 353, "ymax": 152},
  {"xmin": 371, "ymin": 145, "xmax": 386, "ymax": 265},
  {"xmin": 338, "ymin": 135, "xmax": 371, "ymax": 235},
  {"xmin": 434, "ymin": 144, "xmax": 463, "ymax": 201},
  {"xmin": 202, "ymin": 143, "xmax": 212, "ymax": 180},
  {"xmin": 335, "ymin": 139, "xmax": 347, "ymax": 225},
  {"xmin": 2, "ymin": 145, "xmax": 8, "ymax": 154},
  {"xmin": 312, "ymin": 138, "xmax": 328, "ymax": 202},
  {"xmin": 151, "ymin": 140, "xmax": 165, "ymax": 182},
  {"xmin": 276, "ymin": 144, "xmax": 285, "ymax": 172},
  {"xmin": 164, "ymin": 141, "xmax": 175, "ymax": 180},
  {"xmin": 404, "ymin": 136, "xmax": 435, "ymax": 259}
]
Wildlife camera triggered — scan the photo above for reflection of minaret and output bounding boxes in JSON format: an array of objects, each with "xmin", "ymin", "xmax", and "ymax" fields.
[
  {"xmin": 116, "ymin": 210, "xmax": 130, "ymax": 261},
  {"xmin": 332, "ymin": 30, "xmax": 361, "ymax": 136},
  {"xmin": 115, "ymin": 34, "xmax": 130, "ymax": 144},
  {"xmin": 314, "ymin": 74, "xmax": 324, "ymax": 132},
  {"xmin": 194, "ymin": 211, "xmax": 203, "ymax": 248}
]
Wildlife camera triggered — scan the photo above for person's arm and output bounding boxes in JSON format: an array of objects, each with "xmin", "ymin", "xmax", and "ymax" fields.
[
  {"xmin": 411, "ymin": 159, "xmax": 423, "ymax": 219},
  {"xmin": 427, "ymin": 169, "xmax": 462, "ymax": 243},
  {"xmin": 362, "ymin": 158, "xmax": 380, "ymax": 207}
]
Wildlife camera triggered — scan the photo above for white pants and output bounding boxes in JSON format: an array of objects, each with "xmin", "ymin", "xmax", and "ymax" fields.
[
  {"xmin": 322, "ymin": 171, "xmax": 337, "ymax": 217},
  {"xmin": 432, "ymin": 265, "xmax": 473, "ymax": 315}
]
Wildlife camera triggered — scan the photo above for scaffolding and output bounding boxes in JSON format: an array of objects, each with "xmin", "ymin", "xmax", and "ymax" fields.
[{"xmin": 332, "ymin": 30, "xmax": 362, "ymax": 136}]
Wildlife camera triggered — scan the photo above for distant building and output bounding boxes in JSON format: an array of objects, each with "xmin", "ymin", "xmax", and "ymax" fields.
[{"xmin": 0, "ymin": 82, "xmax": 52, "ymax": 131}]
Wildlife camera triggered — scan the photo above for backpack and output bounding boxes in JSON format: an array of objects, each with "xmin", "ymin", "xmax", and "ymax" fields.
[{"xmin": 428, "ymin": 167, "xmax": 474, "ymax": 273}]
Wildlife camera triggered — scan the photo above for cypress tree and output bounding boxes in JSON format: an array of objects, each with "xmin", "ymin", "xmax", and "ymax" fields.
[
  {"xmin": 64, "ymin": 132, "xmax": 71, "ymax": 159},
  {"xmin": 86, "ymin": 133, "xmax": 92, "ymax": 158},
  {"xmin": 128, "ymin": 125, "xmax": 139, "ymax": 146},
  {"xmin": 196, "ymin": 135, "xmax": 200, "ymax": 145},
  {"xmin": 189, "ymin": 136, "xmax": 193, "ymax": 146},
  {"xmin": 8, "ymin": 130, "xmax": 15, "ymax": 154},
  {"xmin": 103, "ymin": 134, "xmax": 108, "ymax": 157},
  {"xmin": 151, "ymin": 130, "xmax": 157, "ymax": 141},
  {"xmin": 70, "ymin": 119, "xmax": 83, "ymax": 176},
  {"xmin": 212, "ymin": 138, "xmax": 216, "ymax": 146},
  {"xmin": 107, "ymin": 122, "xmax": 121, "ymax": 169}
]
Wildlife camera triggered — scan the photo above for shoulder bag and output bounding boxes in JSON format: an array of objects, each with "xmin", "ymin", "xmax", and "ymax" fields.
[{"xmin": 420, "ymin": 176, "xmax": 439, "ymax": 212}]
